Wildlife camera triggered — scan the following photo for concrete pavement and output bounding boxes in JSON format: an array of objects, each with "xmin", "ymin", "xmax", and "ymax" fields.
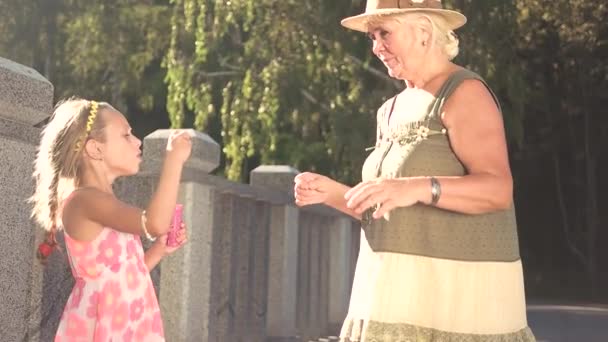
[{"xmin": 528, "ymin": 304, "xmax": 608, "ymax": 342}]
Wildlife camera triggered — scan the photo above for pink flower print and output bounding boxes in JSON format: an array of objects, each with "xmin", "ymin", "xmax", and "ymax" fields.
[
  {"xmin": 93, "ymin": 324, "xmax": 108, "ymax": 341},
  {"xmin": 134, "ymin": 318, "xmax": 151, "ymax": 341},
  {"xmin": 144, "ymin": 283, "xmax": 158, "ymax": 309},
  {"xmin": 78, "ymin": 258, "xmax": 100, "ymax": 279},
  {"xmin": 86, "ymin": 291, "xmax": 100, "ymax": 318},
  {"xmin": 99, "ymin": 280, "xmax": 121, "ymax": 318},
  {"xmin": 65, "ymin": 312, "xmax": 88, "ymax": 338},
  {"xmin": 152, "ymin": 310, "xmax": 164, "ymax": 336},
  {"xmin": 110, "ymin": 262, "xmax": 122, "ymax": 273},
  {"xmin": 66, "ymin": 239, "xmax": 91, "ymax": 258},
  {"xmin": 123, "ymin": 328, "xmax": 134, "ymax": 342},
  {"xmin": 111, "ymin": 301, "xmax": 129, "ymax": 332},
  {"xmin": 126, "ymin": 263, "xmax": 140, "ymax": 290},
  {"xmin": 69, "ymin": 279, "xmax": 85, "ymax": 309},
  {"xmin": 126, "ymin": 239, "xmax": 139, "ymax": 259},
  {"xmin": 130, "ymin": 298, "xmax": 144, "ymax": 321},
  {"xmin": 136, "ymin": 258, "xmax": 147, "ymax": 274},
  {"xmin": 96, "ymin": 230, "xmax": 122, "ymax": 268}
]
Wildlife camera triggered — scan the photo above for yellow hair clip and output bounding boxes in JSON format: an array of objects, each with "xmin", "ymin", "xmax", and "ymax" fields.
[{"xmin": 75, "ymin": 101, "xmax": 99, "ymax": 152}]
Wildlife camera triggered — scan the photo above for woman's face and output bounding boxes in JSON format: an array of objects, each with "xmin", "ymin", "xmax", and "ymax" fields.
[{"xmin": 368, "ymin": 18, "xmax": 426, "ymax": 80}]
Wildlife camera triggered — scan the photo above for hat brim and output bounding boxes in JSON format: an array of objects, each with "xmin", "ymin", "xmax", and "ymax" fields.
[{"xmin": 341, "ymin": 8, "xmax": 467, "ymax": 32}]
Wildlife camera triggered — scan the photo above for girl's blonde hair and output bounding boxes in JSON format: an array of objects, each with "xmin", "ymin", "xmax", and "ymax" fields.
[
  {"xmin": 366, "ymin": 12, "xmax": 460, "ymax": 60},
  {"xmin": 30, "ymin": 98, "xmax": 114, "ymax": 256}
]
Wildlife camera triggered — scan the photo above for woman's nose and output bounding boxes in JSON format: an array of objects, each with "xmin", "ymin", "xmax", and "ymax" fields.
[{"xmin": 372, "ymin": 39, "xmax": 384, "ymax": 56}]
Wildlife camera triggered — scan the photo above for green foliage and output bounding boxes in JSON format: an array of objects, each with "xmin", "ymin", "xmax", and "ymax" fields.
[
  {"xmin": 60, "ymin": 1, "xmax": 171, "ymax": 109},
  {"xmin": 0, "ymin": 0, "xmax": 171, "ymax": 128},
  {"xmin": 2, "ymin": 0, "xmax": 604, "ymax": 184},
  {"xmin": 515, "ymin": 0, "xmax": 607, "ymax": 128},
  {"xmin": 0, "ymin": 0, "xmax": 538, "ymax": 184},
  {"xmin": 165, "ymin": 0, "xmax": 397, "ymax": 182}
]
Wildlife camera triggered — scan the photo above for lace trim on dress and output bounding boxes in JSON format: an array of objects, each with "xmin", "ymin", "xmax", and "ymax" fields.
[{"xmin": 341, "ymin": 318, "xmax": 536, "ymax": 342}]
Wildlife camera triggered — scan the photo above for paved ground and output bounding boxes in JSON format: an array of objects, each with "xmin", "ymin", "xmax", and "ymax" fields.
[{"xmin": 528, "ymin": 304, "xmax": 608, "ymax": 342}]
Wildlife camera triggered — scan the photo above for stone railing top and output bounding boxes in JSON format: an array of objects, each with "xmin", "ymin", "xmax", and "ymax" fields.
[
  {"xmin": 0, "ymin": 57, "xmax": 53, "ymax": 126},
  {"xmin": 250, "ymin": 165, "xmax": 299, "ymax": 195},
  {"xmin": 142, "ymin": 129, "xmax": 220, "ymax": 173},
  {"xmin": 188, "ymin": 170, "xmax": 350, "ymax": 219}
]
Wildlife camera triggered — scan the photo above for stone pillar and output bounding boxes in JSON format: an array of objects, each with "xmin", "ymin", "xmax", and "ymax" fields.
[
  {"xmin": 250, "ymin": 165, "xmax": 300, "ymax": 342},
  {"xmin": 0, "ymin": 57, "xmax": 53, "ymax": 341},
  {"xmin": 141, "ymin": 129, "xmax": 221, "ymax": 341}
]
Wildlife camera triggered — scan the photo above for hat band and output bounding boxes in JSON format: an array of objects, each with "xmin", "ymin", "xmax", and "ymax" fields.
[{"xmin": 367, "ymin": 0, "xmax": 443, "ymax": 11}]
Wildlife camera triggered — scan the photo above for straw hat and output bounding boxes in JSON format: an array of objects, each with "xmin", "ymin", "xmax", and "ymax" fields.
[{"xmin": 341, "ymin": 0, "xmax": 467, "ymax": 32}]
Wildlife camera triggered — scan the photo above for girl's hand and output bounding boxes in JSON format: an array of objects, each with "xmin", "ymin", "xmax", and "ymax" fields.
[
  {"xmin": 166, "ymin": 130, "xmax": 192, "ymax": 164},
  {"xmin": 154, "ymin": 222, "xmax": 188, "ymax": 255},
  {"xmin": 144, "ymin": 222, "xmax": 188, "ymax": 270}
]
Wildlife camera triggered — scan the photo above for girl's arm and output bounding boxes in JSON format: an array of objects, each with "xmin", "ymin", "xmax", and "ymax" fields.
[{"xmin": 63, "ymin": 131, "xmax": 191, "ymax": 241}]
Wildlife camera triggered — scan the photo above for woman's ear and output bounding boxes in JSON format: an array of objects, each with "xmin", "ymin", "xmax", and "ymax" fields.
[
  {"xmin": 417, "ymin": 16, "xmax": 433, "ymax": 47},
  {"xmin": 84, "ymin": 139, "xmax": 103, "ymax": 161}
]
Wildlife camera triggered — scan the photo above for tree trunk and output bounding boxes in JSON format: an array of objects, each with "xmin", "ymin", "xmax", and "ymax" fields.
[{"xmin": 582, "ymin": 76, "xmax": 599, "ymax": 299}]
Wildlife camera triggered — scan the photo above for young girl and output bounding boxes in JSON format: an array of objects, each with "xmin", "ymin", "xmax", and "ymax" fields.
[{"xmin": 31, "ymin": 98, "xmax": 191, "ymax": 341}]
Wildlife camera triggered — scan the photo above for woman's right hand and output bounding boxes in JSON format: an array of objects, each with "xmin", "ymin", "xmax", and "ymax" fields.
[
  {"xmin": 166, "ymin": 130, "xmax": 192, "ymax": 164},
  {"xmin": 294, "ymin": 172, "xmax": 334, "ymax": 206}
]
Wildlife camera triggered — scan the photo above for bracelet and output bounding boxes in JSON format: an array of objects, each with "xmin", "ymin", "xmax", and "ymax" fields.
[
  {"xmin": 430, "ymin": 177, "xmax": 441, "ymax": 206},
  {"xmin": 141, "ymin": 210, "xmax": 156, "ymax": 241}
]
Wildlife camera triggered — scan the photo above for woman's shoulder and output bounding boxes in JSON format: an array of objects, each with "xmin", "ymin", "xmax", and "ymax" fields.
[
  {"xmin": 453, "ymin": 67, "xmax": 482, "ymax": 79},
  {"xmin": 448, "ymin": 69, "xmax": 498, "ymax": 104},
  {"xmin": 441, "ymin": 74, "xmax": 502, "ymax": 123},
  {"xmin": 435, "ymin": 66, "xmax": 495, "ymax": 103}
]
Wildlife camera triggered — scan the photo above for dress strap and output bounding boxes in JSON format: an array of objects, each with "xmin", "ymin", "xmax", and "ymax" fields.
[
  {"xmin": 386, "ymin": 94, "xmax": 399, "ymax": 126},
  {"xmin": 427, "ymin": 69, "xmax": 502, "ymax": 130},
  {"xmin": 374, "ymin": 95, "xmax": 399, "ymax": 147}
]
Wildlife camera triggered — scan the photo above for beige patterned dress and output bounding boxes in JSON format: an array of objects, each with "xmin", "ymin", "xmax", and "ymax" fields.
[{"xmin": 340, "ymin": 69, "xmax": 536, "ymax": 342}]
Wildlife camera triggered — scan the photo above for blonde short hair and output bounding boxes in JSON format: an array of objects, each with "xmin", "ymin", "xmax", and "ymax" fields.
[{"xmin": 366, "ymin": 12, "xmax": 460, "ymax": 60}]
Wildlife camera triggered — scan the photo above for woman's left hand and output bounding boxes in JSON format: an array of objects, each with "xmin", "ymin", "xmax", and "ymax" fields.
[{"xmin": 345, "ymin": 177, "xmax": 425, "ymax": 219}]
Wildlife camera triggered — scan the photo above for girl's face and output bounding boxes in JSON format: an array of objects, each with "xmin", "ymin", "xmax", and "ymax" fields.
[
  {"xmin": 96, "ymin": 110, "xmax": 142, "ymax": 177},
  {"xmin": 368, "ymin": 18, "xmax": 427, "ymax": 80}
]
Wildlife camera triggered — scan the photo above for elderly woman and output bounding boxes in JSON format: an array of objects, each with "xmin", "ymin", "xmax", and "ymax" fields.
[{"xmin": 294, "ymin": 1, "xmax": 536, "ymax": 341}]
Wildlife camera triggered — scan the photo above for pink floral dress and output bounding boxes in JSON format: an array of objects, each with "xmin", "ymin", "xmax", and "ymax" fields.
[{"xmin": 55, "ymin": 228, "xmax": 165, "ymax": 341}]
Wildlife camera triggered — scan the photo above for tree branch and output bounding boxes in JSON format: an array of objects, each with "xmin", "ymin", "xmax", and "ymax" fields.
[
  {"xmin": 300, "ymin": 89, "xmax": 331, "ymax": 112},
  {"xmin": 552, "ymin": 150, "xmax": 587, "ymax": 268},
  {"xmin": 196, "ymin": 70, "xmax": 243, "ymax": 78}
]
